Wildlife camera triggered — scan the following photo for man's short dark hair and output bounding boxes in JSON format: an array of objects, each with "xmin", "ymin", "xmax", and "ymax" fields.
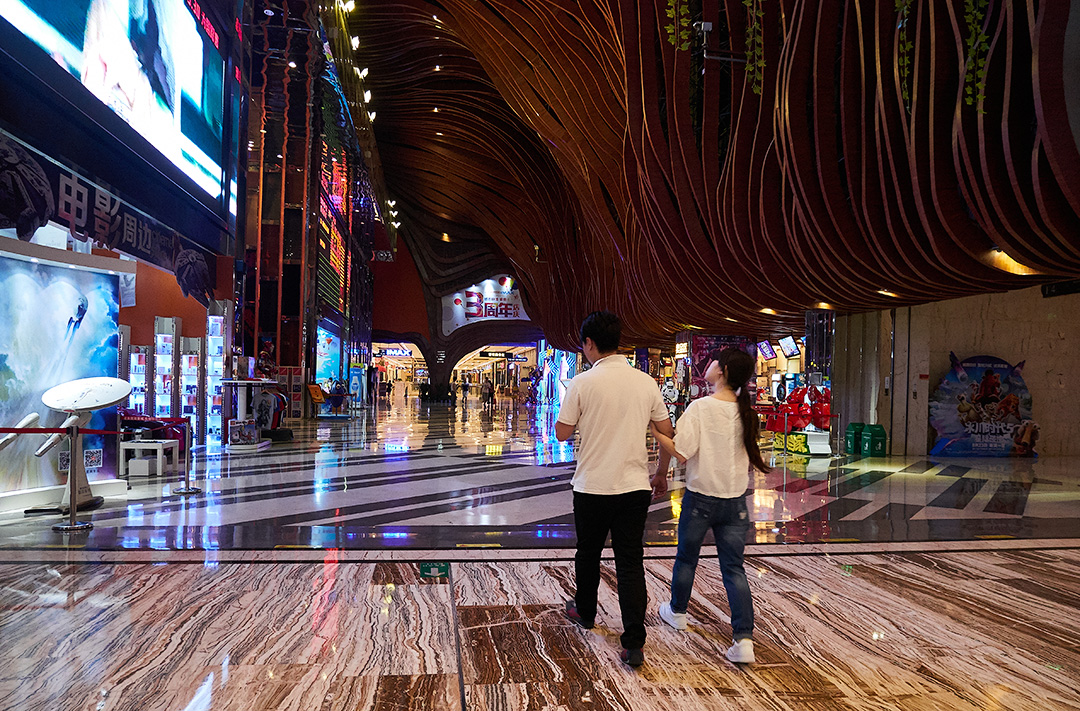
[{"xmin": 580, "ymin": 311, "xmax": 621, "ymax": 352}]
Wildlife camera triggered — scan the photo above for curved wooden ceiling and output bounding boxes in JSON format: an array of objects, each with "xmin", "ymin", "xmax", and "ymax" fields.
[{"xmin": 351, "ymin": 1, "xmax": 1080, "ymax": 351}]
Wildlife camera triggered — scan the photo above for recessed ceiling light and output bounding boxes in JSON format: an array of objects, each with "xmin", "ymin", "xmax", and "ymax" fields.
[
  {"xmin": 351, "ymin": 36, "xmax": 359, "ymax": 50},
  {"xmin": 814, "ymin": 302, "xmax": 833, "ymax": 310},
  {"xmin": 877, "ymin": 289, "xmax": 899, "ymax": 298},
  {"xmin": 288, "ymin": 61, "xmax": 296, "ymax": 68},
  {"xmin": 433, "ymin": 107, "xmax": 439, "ymax": 112},
  {"xmin": 436, "ymin": 132, "xmax": 443, "ymax": 136},
  {"xmin": 724, "ymin": 317, "xmax": 737, "ymax": 322},
  {"xmin": 760, "ymin": 308, "xmax": 778, "ymax": 315},
  {"xmin": 363, "ymin": 90, "xmax": 371, "ymax": 102},
  {"xmin": 434, "ymin": 65, "xmax": 441, "ymax": 71},
  {"xmin": 263, "ymin": 8, "xmax": 274, "ymax": 16}
]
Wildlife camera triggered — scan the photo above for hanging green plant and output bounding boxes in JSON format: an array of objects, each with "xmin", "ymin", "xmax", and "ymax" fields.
[
  {"xmin": 664, "ymin": 0, "xmax": 692, "ymax": 51},
  {"xmin": 895, "ymin": 0, "xmax": 914, "ymax": 110},
  {"xmin": 963, "ymin": 0, "xmax": 990, "ymax": 113},
  {"xmin": 743, "ymin": 0, "xmax": 764, "ymax": 94}
]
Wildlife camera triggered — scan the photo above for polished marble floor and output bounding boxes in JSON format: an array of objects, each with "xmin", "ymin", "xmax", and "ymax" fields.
[
  {"xmin": 1, "ymin": 393, "xmax": 1078, "ymax": 550},
  {"xmin": 2, "ymin": 548, "xmax": 1079, "ymax": 710},
  {"xmin": 3, "ymin": 395, "xmax": 1080, "ymax": 709}
]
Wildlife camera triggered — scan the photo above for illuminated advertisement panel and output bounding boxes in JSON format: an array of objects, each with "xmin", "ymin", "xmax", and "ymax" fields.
[
  {"xmin": 0, "ymin": 250, "xmax": 119, "ymax": 491},
  {"xmin": 0, "ymin": 0, "xmax": 226, "ymax": 198}
]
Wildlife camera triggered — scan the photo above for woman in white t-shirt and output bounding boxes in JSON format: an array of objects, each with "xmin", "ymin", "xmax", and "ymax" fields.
[{"xmin": 651, "ymin": 348, "xmax": 770, "ymax": 664}]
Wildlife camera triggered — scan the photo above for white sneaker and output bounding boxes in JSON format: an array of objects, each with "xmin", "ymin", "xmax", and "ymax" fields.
[
  {"xmin": 725, "ymin": 638, "xmax": 755, "ymax": 664},
  {"xmin": 659, "ymin": 602, "xmax": 687, "ymax": 630}
]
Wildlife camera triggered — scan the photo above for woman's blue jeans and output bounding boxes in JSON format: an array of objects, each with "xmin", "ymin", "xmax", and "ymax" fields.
[{"xmin": 670, "ymin": 489, "xmax": 754, "ymax": 640}]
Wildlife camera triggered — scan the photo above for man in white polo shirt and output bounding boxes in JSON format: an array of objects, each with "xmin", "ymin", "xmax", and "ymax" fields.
[{"xmin": 555, "ymin": 311, "xmax": 674, "ymax": 668}]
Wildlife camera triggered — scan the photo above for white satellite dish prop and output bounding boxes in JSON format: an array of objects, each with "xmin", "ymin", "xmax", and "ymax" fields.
[{"xmin": 34, "ymin": 377, "xmax": 131, "ymax": 532}]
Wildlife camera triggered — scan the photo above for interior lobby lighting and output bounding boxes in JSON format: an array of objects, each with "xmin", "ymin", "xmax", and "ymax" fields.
[
  {"xmin": 368, "ymin": 111, "xmax": 376, "ymax": 121},
  {"xmin": 436, "ymin": 132, "xmax": 443, "ymax": 136},
  {"xmin": 433, "ymin": 107, "xmax": 439, "ymax": 112},
  {"xmin": 441, "ymin": 233, "xmax": 451, "ymax": 242},
  {"xmin": 359, "ymin": 67, "xmax": 369, "ymax": 78},
  {"xmin": 351, "ymin": 36, "xmax": 359, "ymax": 50},
  {"xmin": 759, "ymin": 308, "xmax": 778, "ymax": 315},
  {"xmin": 435, "ymin": 65, "xmax": 441, "ymax": 71},
  {"xmin": 344, "ymin": 0, "xmax": 355, "ymax": 11},
  {"xmin": 288, "ymin": 61, "xmax": 296, "ymax": 68},
  {"xmin": 392, "ymin": 221, "xmax": 401, "ymax": 228},
  {"xmin": 814, "ymin": 302, "xmax": 834, "ymax": 310},
  {"xmin": 363, "ymin": 90, "xmax": 371, "ymax": 102},
  {"xmin": 433, "ymin": 15, "xmax": 439, "ymax": 21},
  {"xmin": 987, "ymin": 249, "xmax": 1042, "ymax": 275},
  {"xmin": 877, "ymin": 289, "xmax": 899, "ymax": 298},
  {"xmin": 388, "ymin": 200, "xmax": 396, "ymax": 206},
  {"xmin": 724, "ymin": 317, "xmax": 738, "ymax": 322}
]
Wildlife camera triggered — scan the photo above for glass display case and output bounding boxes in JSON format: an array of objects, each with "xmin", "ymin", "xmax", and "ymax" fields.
[
  {"xmin": 128, "ymin": 345, "xmax": 150, "ymax": 415},
  {"xmin": 153, "ymin": 316, "xmax": 182, "ymax": 419},
  {"xmin": 205, "ymin": 301, "xmax": 233, "ymax": 446},
  {"xmin": 180, "ymin": 338, "xmax": 203, "ymax": 437}
]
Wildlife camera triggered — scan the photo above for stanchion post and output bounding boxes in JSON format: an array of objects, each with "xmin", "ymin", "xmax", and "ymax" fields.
[
  {"xmin": 173, "ymin": 419, "xmax": 201, "ymax": 496},
  {"xmin": 53, "ymin": 424, "xmax": 93, "ymax": 533}
]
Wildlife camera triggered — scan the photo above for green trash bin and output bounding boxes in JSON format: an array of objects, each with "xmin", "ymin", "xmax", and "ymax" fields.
[
  {"xmin": 845, "ymin": 423, "xmax": 865, "ymax": 455},
  {"xmin": 861, "ymin": 424, "xmax": 888, "ymax": 457}
]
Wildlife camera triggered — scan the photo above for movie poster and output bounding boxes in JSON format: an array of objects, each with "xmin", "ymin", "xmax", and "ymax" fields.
[
  {"xmin": 929, "ymin": 352, "xmax": 1038, "ymax": 457},
  {"xmin": 688, "ymin": 335, "xmax": 755, "ymax": 400},
  {"xmin": 0, "ymin": 252, "xmax": 119, "ymax": 491}
]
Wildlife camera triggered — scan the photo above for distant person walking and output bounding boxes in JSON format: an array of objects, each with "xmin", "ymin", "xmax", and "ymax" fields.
[
  {"xmin": 482, "ymin": 377, "xmax": 495, "ymax": 408},
  {"xmin": 462, "ymin": 379, "xmax": 470, "ymax": 401},
  {"xmin": 651, "ymin": 347, "xmax": 769, "ymax": 664},
  {"xmin": 555, "ymin": 311, "xmax": 673, "ymax": 668}
]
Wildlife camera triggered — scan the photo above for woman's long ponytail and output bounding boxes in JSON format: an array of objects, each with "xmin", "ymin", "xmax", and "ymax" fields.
[{"xmin": 714, "ymin": 348, "xmax": 770, "ymax": 473}]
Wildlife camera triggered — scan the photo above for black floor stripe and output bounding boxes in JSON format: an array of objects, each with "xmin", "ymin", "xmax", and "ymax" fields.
[
  {"xmin": 270, "ymin": 475, "xmax": 573, "ymax": 527},
  {"xmin": 824, "ymin": 471, "xmax": 891, "ymax": 498},
  {"xmin": 899, "ymin": 460, "xmax": 936, "ymax": 474},
  {"xmin": 985, "ymin": 481, "xmax": 1033, "ymax": 516},
  {"xmin": 937, "ymin": 465, "xmax": 972, "ymax": 477},
  {"xmin": 98, "ymin": 461, "xmax": 534, "ymax": 522},
  {"xmin": 929, "ymin": 478, "xmax": 988, "ymax": 509},
  {"xmin": 327, "ymin": 483, "xmax": 572, "ymax": 527}
]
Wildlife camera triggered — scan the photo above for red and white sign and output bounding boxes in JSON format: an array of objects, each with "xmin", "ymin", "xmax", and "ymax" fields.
[{"xmin": 441, "ymin": 275, "xmax": 529, "ymax": 336}]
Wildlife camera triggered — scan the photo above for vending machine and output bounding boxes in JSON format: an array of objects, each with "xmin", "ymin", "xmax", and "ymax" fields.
[
  {"xmin": 153, "ymin": 316, "xmax": 181, "ymax": 418},
  {"xmin": 180, "ymin": 337, "xmax": 204, "ymax": 441},
  {"xmin": 205, "ymin": 300, "xmax": 233, "ymax": 446}
]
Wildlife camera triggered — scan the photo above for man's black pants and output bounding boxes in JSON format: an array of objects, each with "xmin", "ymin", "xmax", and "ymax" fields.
[{"xmin": 572, "ymin": 489, "xmax": 652, "ymax": 650}]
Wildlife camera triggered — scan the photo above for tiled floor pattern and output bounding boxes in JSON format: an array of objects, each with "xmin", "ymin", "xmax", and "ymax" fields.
[
  {"xmin": 2, "ymin": 395, "xmax": 1079, "ymax": 548},
  {"xmin": 2, "ymin": 547, "xmax": 1079, "ymax": 710}
]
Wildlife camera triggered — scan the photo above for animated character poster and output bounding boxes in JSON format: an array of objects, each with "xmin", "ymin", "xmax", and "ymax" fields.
[
  {"xmin": 688, "ymin": 335, "xmax": 755, "ymax": 400},
  {"xmin": 929, "ymin": 352, "xmax": 1038, "ymax": 457},
  {"xmin": 0, "ymin": 253, "xmax": 119, "ymax": 491}
]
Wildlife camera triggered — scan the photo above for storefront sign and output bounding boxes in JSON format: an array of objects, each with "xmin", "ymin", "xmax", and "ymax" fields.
[
  {"xmin": 929, "ymin": 353, "xmax": 1038, "ymax": 457},
  {"xmin": 441, "ymin": 275, "xmax": 529, "ymax": 336},
  {"xmin": 0, "ymin": 130, "xmax": 217, "ymax": 305},
  {"xmin": 377, "ymin": 348, "xmax": 411, "ymax": 357},
  {"xmin": 674, "ymin": 342, "xmax": 689, "ymax": 358},
  {"xmin": 479, "ymin": 351, "xmax": 527, "ymax": 361}
]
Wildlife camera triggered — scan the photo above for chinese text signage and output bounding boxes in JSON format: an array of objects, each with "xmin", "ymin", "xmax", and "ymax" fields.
[{"xmin": 441, "ymin": 275, "xmax": 529, "ymax": 336}]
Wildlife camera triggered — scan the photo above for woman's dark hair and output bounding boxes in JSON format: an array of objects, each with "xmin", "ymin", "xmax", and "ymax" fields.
[
  {"xmin": 580, "ymin": 311, "xmax": 621, "ymax": 352},
  {"xmin": 711, "ymin": 348, "xmax": 769, "ymax": 472}
]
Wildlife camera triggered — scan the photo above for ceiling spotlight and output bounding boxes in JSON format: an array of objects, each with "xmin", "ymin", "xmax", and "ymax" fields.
[
  {"xmin": 263, "ymin": 8, "xmax": 274, "ymax": 16},
  {"xmin": 363, "ymin": 89, "xmax": 371, "ymax": 102},
  {"xmin": 433, "ymin": 107, "xmax": 439, "ymax": 112},
  {"xmin": 388, "ymin": 200, "xmax": 396, "ymax": 206},
  {"xmin": 436, "ymin": 132, "xmax": 443, "ymax": 136},
  {"xmin": 288, "ymin": 61, "xmax": 296, "ymax": 68},
  {"xmin": 434, "ymin": 65, "xmax": 441, "ymax": 71},
  {"xmin": 344, "ymin": 0, "xmax": 355, "ymax": 11},
  {"xmin": 814, "ymin": 302, "xmax": 834, "ymax": 310},
  {"xmin": 392, "ymin": 221, "xmax": 401, "ymax": 228},
  {"xmin": 759, "ymin": 308, "xmax": 778, "ymax": 315},
  {"xmin": 877, "ymin": 289, "xmax": 899, "ymax": 298},
  {"xmin": 724, "ymin": 317, "xmax": 737, "ymax": 322},
  {"xmin": 367, "ymin": 111, "xmax": 376, "ymax": 121},
  {"xmin": 433, "ymin": 14, "xmax": 439, "ymax": 21},
  {"xmin": 359, "ymin": 67, "xmax": 369, "ymax": 79},
  {"xmin": 351, "ymin": 36, "xmax": 359, "ymax": 50}
]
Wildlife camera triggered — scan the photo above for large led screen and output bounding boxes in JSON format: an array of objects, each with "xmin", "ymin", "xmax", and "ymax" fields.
[
  {"xmin": 0, "ymin": 251, "xmax": 119, "ymax": 492},
  {"xmin": 315, "ymin": 324, "xmax": 342, "ymax": 386},
  {"xmin": 0, "ymin": 0, "xmax": 226, "ymax": 199}
]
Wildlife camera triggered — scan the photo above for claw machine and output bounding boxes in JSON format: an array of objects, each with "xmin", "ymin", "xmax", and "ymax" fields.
[
  {"xmin": 153, "ymin": 316, "xmax": 181, "ymax": 418},
  {"xmin": 205, "ymin": 300, "xmax": 233, "ymax": 446},
  {"xmin": 180, "ymin": 337, "xmax": 204, "ymax": 441}
]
